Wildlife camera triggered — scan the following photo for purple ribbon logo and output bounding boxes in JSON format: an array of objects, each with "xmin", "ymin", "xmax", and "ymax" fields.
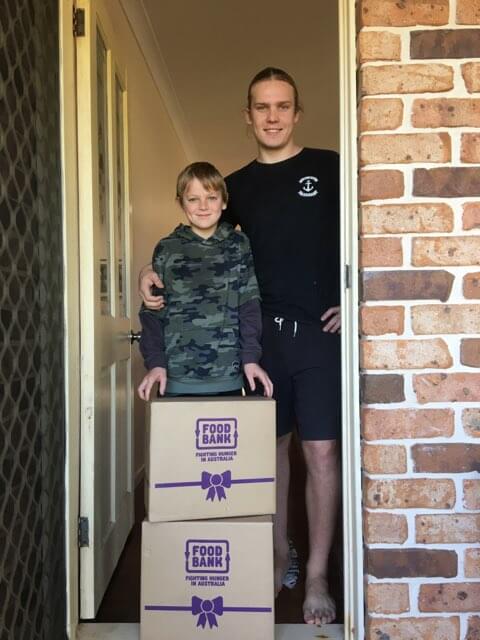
[
  {"xmin": 145, "ymin": 595, "xmax": 272, "ymax": 628},
  {"xmin": 154, "ymin": 469, "xmax": 274, "ymax": 500},
  {"xmin": 201, "ymin": 471, "xmax": 231, "ymax": 501},
  {"xmin": 191, "ymin": 596, "xmax": 223, "ymax": 628}
]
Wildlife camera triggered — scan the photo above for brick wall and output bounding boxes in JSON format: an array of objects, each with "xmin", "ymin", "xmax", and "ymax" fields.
[{"xmin": 358, "ymin": 2, "xmax": 480, "ymax": 638}]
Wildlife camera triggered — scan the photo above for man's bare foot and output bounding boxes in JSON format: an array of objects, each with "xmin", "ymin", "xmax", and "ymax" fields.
[
  {"xmin": 303, "ymin": 575, "xmax": 336, "ymax": 625},
  {"xmin": 274, "ymin": 551, "xmax": 289, "ymax": 597}
]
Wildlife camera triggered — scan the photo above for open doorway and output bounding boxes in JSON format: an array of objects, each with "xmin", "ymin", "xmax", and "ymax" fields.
[{"xmin": 66, "ymin": 0, "xmax": 362, "ymax": 636}]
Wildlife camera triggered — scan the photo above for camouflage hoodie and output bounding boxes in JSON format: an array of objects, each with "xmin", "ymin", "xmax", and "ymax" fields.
[{"xmin": 140, "ymin": 222, "xmax": 260, "ymax": 394}]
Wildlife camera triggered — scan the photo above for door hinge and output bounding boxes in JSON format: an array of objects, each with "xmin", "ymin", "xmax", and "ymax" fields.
[
  {"xmin": 73, "ymin": 7, "xmax": 86, "ymax": 37},
  {"xmin": 78, "ymin": 516, "xmax": 90, "ymax": 547},
  {"xmin": 345, "ymin": 264, "xmax": 351, "ymax": 289}
]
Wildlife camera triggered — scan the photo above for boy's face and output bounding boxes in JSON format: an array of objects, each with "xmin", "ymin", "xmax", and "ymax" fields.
[
  {"xmin": 180, "ymin": 178, "xmax": 226, "ymax": 239},
  {"xmin": 245, "ymin": 79, "xmax": 300, "ymax": 152}
]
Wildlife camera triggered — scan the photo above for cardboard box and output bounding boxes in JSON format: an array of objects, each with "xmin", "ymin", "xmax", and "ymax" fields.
[
  {"xmin": 141, "ymin": 517, "xmax": 274, "ymax": 640},
  {"xmin": 145, "ymin": 397, "xmax": 276, "ymax": 522}
]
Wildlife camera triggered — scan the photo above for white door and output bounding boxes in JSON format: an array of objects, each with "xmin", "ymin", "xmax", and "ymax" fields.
[{"xmin": 75, "ymin": 0, "xmax": 134, "ymax": 618}]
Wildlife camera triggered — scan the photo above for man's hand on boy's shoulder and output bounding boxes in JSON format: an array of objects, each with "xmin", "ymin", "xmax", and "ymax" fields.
[
  {"xmin": 243, "ymin": 363, "xmax": 274, "ymax": 398},
  {"xmin": 138, "ymin": 367, "xmax": 167, "ymax": 400},
  {"xmin": 139, "ymin": 264, "xmax": 165, "ymax": 310}
]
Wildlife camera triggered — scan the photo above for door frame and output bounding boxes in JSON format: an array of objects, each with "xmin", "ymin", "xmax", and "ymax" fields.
[
  {"xmin": 338, "ymin": 1, "xmax": 364, "ymax": 638},
  {"xmin": 60, "ymin": 0, "xmax": 362, "ymax": 637}
]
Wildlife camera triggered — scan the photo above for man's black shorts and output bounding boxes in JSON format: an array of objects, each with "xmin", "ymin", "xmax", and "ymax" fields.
[{"xmin": 251, "ymin": 315, "xmax": 341, "ymax": 441}]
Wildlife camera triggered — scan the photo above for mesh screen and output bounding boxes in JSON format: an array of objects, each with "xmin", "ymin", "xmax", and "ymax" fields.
[{"xmin": 0, "ymin": 0, "xmax": 66, "ymax": 638}]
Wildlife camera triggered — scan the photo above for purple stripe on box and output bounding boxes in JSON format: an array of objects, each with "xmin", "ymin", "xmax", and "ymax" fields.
[
  {"xmin": 223, "ymin": 607, "xmax": 272, "ymax": 612},
  {"xmin": 154, "ymin": 481, "xmax": 201, "ymax": 488},
  {"xmin": 231, "ymin": 478, "xmax": 274, "ymax": 485},
  {"xmin": 145, "ymin": 605, "xmax": 191, "ymax": 611}
]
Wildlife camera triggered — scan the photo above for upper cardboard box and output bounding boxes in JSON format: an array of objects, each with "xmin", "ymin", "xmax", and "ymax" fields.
[{"xmin": 146, "ymin": 397, "xmax": 276, "ymax": 522}]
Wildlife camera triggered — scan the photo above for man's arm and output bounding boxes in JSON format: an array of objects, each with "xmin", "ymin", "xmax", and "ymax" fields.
[{"xmin": 139, "ymin": 263, "xmax": 165, "ymax": 309}]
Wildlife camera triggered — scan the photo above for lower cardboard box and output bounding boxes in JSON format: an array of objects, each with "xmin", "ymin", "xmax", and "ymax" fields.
[{"xmin": 141, "ymin": 516, "xmax": 274, "ymax": 640}]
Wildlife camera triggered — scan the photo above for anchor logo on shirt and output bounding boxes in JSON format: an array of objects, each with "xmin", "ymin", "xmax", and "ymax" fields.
[{"xmin": 298, "ymin": 176, "xmax": 319, "ymax": 198}]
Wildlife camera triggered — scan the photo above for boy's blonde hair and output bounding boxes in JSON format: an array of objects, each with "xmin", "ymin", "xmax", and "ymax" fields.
[{"xmin": 176, "ymin": 162, "xmax": 228, "ymax": 204}]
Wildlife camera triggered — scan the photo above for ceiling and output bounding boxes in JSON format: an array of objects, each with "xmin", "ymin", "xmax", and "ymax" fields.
[{"xmin": 141, "ymin": 0, "xmax": 339, "ymax": 175}]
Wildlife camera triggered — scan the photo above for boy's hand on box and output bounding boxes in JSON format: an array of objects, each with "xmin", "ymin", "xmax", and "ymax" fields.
[
  {"xmin": 138, "ymin": 367, "xmax": 167, "ymax": 400},
  {"xmin": 243, "ymin": 363, "xmax": 274, "ymax": 398}
]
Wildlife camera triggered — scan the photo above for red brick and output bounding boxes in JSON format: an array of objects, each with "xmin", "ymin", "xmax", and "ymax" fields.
[
  {"xmin": 462, "ymin": 63, "xmax": 480, "ymax": 94},
  {"xmin": 419, "ymin": 583, "xmax": 480, "ymax": 612},
  {"xmin": 365, "ymin": 478, "xmax": 455, "ymax": 509},
  {"xmin": 361, "ymin": 338, "xmax": 452, "ymax": 370},
  {"xmin": 363, "ymin": 443, "xmax": 407, "ymax": 473},
  {"xmin": 368, "ymin": 548, "xmax": 457, "ymax": 579},
  {"xmin": 360, "ymin": 169, "xmax": 404, "ymax": 201},
  {"xmin": 359, "ymin": 31, "xmax": 401, "ymax": 62},
  {"xmin": 359, "ymin": 98, "xmax": 404, "ymax": 132},
  {"xmin": 364, "ymin": 511, "xmax": 408, "ymax": 544},
  {"xmin": 416, "ymin": 515, "xmax": 480, "ymax": 544},
  {"xmin": 460, "ymin": 135, "xmax": 480, "ymax": 164},
  {"xmin": 362, "ymin": 270, "xmax": 454, "ymax": 302},
  {"xmin": 461, "ymin": 339, "xmax": 480, "ymax": 367},
  {"xmin": 466, "ymin": 616, "xmax": 480, "ymax": 640},
  {"xmin": 464, "ymin": 480, "xmax": 480, "ymax": 510},
  {"xmin": 362, "ymin": 64, "xmax": 454, "ymax": 96},
  {"xmin": 359, "ymin": 0, "xmax": 449, "ymax": 27},
  {"xmin": 413, "ymin": 237, "xmax": 480, "ymax": 267},
  {"xmin": 412, "ymin": 99, "xmax": 480, "ymax": 128},
  {"xmin": 362, "ymin": 408, "xmax": 455, "ymax": 440},
  {"xmin": 414, "ymin": 168, "xmax": 480, "ymax": 198},
  {"xmin": 360, "ymin": 306, "xmax": 404, "ymax": 336},
  {"xmin": 413, "ymin": 444, "xmax": 480, "ymax": 473},
  {"xmin": 463, "ymin": 408, "xmax": 480, "ymax": 438},
  {"xmin": 367, "ymin": 617, "xmax": 459, "ymax": 640},
  {"xmin": 360, "ymin": 133, "xmax": 451, "ymax": 165},
  {"xmin": 465, "ymin": 549, "xmax": 480, "ymax": 578},
  {"xmin": 412, "ymin": 304, "xmax": 480, "ymax": 334},
  {"xmin": 461, "ymin": 134, "xmax": 480, "ymax": 164},
  {"xmin": 464, "ymin": 273, "xmax": 480, "ymax": 299},
  {"xmin": 360, "ymin": 237, "xmax": 403, "ymax": 267},
  {"xmin": 463, "ymin": 203, "xmax": 480, "ymax": 231},
  {"xmin": 414, "ymin": 373, "xmax": 480, "ymax": 403},
  {"xmin": 361, "ymin": 373, "xmax": 405, "ymax": 403},
  {"xmin": 411, "ymin": 29, "xmax": 480, "ymax": 59},
  {"xmin": 457, "ymin": 0, "xmax": 480, "ymax": 25},
  {"xmin": 362, "ymin": 203, "xmax": 454, "ymax": 234},
  {"xmin": 366, "ymin": 583, "xmax": 410, "ymax": 614}
]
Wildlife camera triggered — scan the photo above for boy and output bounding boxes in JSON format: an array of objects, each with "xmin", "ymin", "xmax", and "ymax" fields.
[{"xmin": 137, "ymin": 161, "xmax": 273, "ymax": 400}]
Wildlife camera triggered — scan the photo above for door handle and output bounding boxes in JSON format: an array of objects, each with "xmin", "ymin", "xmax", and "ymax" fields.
[{"xmin": 128, "ymin": 330, "xmax": 142, "ymax": 344}]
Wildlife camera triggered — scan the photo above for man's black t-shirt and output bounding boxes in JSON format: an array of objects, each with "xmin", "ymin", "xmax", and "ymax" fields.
[{"xmin": 224, "ymin": 147, "xmax": 340, "ymax": 323}]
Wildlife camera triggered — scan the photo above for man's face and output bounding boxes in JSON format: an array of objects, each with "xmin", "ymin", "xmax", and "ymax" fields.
[
  {"xmin": 180, "ymin": 178, "xmax": 226, "ymax": 239},
  {"xmin": 245, "ymin": 79, "xmax": 300, "ymax": 151}
]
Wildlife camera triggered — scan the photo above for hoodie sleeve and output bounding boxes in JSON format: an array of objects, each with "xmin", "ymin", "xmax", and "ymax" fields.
[
  {"xmin": 138, "ymin": 240, "xmax": 168, "ymax": 370},
  {"xmin": 239, "ymin": 298, "xmax": 262, "ymax": 365},
  {"xmin": 139, "ymin": 309, "xmax": 167, "ymax": 369},
  {"xmin": 238, "ymin": 234, "xmax": 261, "ymax": 306}
]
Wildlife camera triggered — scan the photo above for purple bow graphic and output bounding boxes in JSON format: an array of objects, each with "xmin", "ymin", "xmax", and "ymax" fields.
[
  {"xmin": 201, "ymin": 470, "xmax": 231, "ymax": 501},
  {"xmin": 191, "ymin": 596, "xmax": 223, "ymax": 628}
]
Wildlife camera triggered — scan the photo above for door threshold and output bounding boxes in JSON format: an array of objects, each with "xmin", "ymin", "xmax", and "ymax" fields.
[{"xmin": 77, "ymin": 622, "xmax": 345, "ymax": 639}]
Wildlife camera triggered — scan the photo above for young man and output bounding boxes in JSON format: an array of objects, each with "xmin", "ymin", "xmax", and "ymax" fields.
[{"xmin": 139, "ymin": 69, "xmax": 341, "ymax": 626}]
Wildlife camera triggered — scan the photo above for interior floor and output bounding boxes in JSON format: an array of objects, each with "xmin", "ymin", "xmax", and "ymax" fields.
[{"xmin": 93, "ymin": 434, "xmax": 344, "ymax": 625}]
